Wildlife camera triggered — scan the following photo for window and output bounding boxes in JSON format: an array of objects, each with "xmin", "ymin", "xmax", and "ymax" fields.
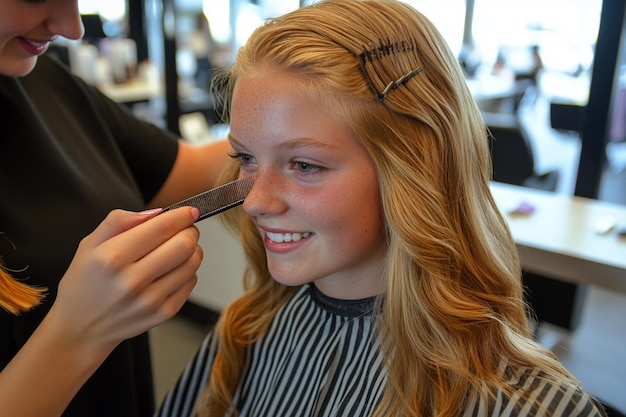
[{"xmin": 78, "ymin": 0, "xmax": 127, "ymax": 36}]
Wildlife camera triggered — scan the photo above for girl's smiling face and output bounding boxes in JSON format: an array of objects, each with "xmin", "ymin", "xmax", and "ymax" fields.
[
  {"xmin": 0, "ymin": 0, "xmax": 83, "ymax": 77},
  {"xmin": 229, "ymin": 68, "xmax": 386, "ymax": 300}
]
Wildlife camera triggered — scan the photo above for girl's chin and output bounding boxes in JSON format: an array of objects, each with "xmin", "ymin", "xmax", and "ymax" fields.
[
  {"xmin": 270, "ymin": 275, "xmax": 310, "ymax": 288},
  {"xmin": 268, "ymin": 269, "xmax": 313, "ymax": 288}
]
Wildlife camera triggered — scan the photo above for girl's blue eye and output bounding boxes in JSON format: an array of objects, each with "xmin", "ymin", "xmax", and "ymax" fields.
[
  {"xmin": 294, "ymin": 161, "xmax": 320, "ymax": 173},
  {"xmin": 228, "ymin": 153, "xmax": 321, "ymax": 175},
  {"xmin": 228, "ymin": 152, "xmax": 256, "ymax": 165}
]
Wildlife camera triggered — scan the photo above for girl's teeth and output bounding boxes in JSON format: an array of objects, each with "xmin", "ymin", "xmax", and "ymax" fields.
[
  {"xmin": 266, "ymin": 232, "xmax": 311, "ymax": 243},
  {"xmin": 25, "ymin": 39, "xmax": 47, "ymax": 47}
]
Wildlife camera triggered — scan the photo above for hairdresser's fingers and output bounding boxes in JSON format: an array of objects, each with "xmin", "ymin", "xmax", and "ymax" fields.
[
  {"xmin": 133, "ymin": 244, "xmax": 202, "ymax": 322},
  {"xmin": 93, "ymin": 207, "xmax": 199, "ymax": 267},
  {"xmin": 105, "ymin": 247, "xmax": 202, "ymax": 341},
  {"xmin": 81, "ymin": 208, "xmax": 163, "ymax": 248},
  {"xmin": 57, "ymin": 228, "xmax": 202, "ymax": 347},
  {"xmin": 141, "ymin": 244, "xmax": 202, "ymax": 313},
  {"xmin": 59, "ymin": 207, "xmax": 196, "ymax": 314},
  {"xmin": 158, "ymin": 272, "xmax": 199, "ymax": 318},
  {"xmin": 121, "ymin": 224, "xmax": 201, "ymax": 292},
  {"xmin": 136, "ymin": 274, "xmax": 199, "ymax": 332}
]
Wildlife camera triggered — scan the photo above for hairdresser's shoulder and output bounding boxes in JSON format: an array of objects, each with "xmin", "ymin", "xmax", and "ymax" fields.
[{"xmin": 19, "ymin": 54, "xmax": 81, "ymax": 94}]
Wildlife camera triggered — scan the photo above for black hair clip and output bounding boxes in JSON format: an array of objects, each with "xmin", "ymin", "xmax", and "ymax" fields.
[{"xmin": 356, "ymin": 38, "xmax": 423, "ymax": 102}]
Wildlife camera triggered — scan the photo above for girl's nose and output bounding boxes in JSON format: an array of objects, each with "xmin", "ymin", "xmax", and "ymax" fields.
[
  {"xmin": 47, "ymin": 2, "xmax": 84, "ymax": 40},
  {"xmin": 242, "ymin": 172, "xmax": 287, "ymax": 217}
]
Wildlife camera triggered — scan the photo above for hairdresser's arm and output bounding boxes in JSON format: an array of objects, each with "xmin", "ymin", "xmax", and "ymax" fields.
[
  {"xmin": 148, "ymin": 139, "xmax": 233, "ymax": 208},
  {"xmin": 0, "ymin": 207, "xmax": 202, "ymax": 417}
]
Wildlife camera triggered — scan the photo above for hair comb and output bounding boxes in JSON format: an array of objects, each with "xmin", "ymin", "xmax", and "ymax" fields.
[
  {"xmin": 356, "ymin": 37, "xmax": 423, "ymax": 102},
  {"xmin": 162, "ymin": 176, "xmax": 255, "ymax": 222}
]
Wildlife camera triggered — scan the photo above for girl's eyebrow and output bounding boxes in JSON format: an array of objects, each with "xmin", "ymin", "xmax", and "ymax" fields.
[
  {"xmin": 277, "ymin": 137, "xmax": 339, "ymax": 152},
  {"xmin": 227, "ymin": 133, "xmax": 242, "ymax": 147},
  {"xmin": 228, "ymin": 135, "xmax": 339, "ymax": 152}
]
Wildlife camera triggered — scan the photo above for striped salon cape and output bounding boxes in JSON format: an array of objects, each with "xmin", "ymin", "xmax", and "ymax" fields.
[{"xmin": 155, "ymin": 284, "xmax": 602, "ymax": 417}]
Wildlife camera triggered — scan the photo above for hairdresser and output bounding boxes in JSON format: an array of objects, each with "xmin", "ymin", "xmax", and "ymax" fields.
[{"xmin": 0, "ymin": 1, "xmax": 230, "ymax": 416}]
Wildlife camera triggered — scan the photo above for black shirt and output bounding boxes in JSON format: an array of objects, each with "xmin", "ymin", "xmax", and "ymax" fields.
[{"xmin": 0, "ymin": 55, "xmax": 178, "ymax": 417}]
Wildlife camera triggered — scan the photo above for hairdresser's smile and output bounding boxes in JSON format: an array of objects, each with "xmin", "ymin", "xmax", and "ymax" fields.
[
  {"xmin": 17, "ymin": 36, "xmax": 53, "ymax": 56},
  {"xmin": 229, "ymin": 67, "xmax": 386, "ymax": 300},
  {"xmin": 0, "ymin": 0, "xmax": 83, "ymax": 77}
]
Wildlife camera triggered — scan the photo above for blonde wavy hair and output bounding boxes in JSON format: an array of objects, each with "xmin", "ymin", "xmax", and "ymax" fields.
[{"xmin": 198, "ymin": 1, "xmax": 579, "ymax": 415}]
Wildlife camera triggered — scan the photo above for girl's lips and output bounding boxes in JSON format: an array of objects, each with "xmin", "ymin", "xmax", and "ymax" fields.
[
  {"xmin": 265, "ymin": 231, "xmax": 311, "ymax": 243},
  {"xmin": 260, "ymin": 229, "xmax": 313, "ymax": 254},
  {"xmin": 19, "ymin": 37, "xmax": 51, "ymax": 56}
]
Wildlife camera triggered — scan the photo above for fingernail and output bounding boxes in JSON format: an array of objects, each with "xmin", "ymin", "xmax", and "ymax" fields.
[
  {"xmin": 191, "ymin": 207, "xmax": 200, "ymax": 220},
  {"xmin": 139, "ymin": 208, "xmax": 163, "ymax": 216}
]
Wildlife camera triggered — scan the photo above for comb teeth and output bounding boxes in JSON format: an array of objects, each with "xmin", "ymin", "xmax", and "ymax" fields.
[{"xmin": 163, "ymin": 176, "xmax": 256, "ymax": 222}]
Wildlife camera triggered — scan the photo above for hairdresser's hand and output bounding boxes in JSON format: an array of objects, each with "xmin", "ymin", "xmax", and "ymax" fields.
[
  {"xmin": 48, "ymin": 207, "xmax": 202, "ymax": 354},
  {"xmin": 0, "ymin": 207, "xmax": 201, "ymax": 417}
]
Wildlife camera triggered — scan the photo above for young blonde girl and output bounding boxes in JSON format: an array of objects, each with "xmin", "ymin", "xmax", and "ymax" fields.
[{"xmin": 158, "ymin": 1, "xmax": 603, "ymax": 416}]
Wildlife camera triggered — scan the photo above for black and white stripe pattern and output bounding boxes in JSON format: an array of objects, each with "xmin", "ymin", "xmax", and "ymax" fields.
[
  {"xmin": 155, "ymin": 284, "xmax": 602, "ymax": 417},
  {"xmin": 461, "ymin": 364, "xmax": 602, "ymax": 417}
]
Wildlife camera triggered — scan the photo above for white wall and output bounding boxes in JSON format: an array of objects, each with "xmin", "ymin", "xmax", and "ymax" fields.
[{"xmin": 189, "ymin": 215, "xmax": 246, "ymax": 311}]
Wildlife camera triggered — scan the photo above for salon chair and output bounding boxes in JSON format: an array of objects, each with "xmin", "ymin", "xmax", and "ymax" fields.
[{"xmin": 484, "ymin": 112, "xmax": 560, "ymax": 192}]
